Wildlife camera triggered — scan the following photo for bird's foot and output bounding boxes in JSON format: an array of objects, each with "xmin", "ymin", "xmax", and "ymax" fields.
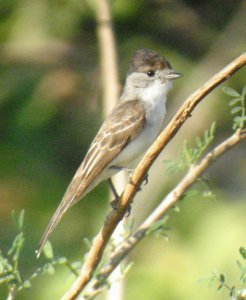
[
  {"xmin": 143, "ymin": 172, "xmax": 149, "ymax": 185},
  {"xmin": 128, "ymin": 172, "xmax": 149, "ymax": 191},
  {"xmin": 110, "ymin": 197, "xmax": 132, "ymax": 217}
]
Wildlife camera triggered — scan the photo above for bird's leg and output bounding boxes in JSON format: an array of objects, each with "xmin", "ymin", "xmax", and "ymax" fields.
[
  {"xmin": 108, "ymin": 178, "xmax": 120, "ymax": 209},
  {"xmin": 108, "ymin": 166, "xmax": 149, "ymax": 216},
  {"xmin": 108, "ymin": 178, "xmax": 132, "ymax": 216},
  {"xmin": 108, "ymin": 171, "xmax": 132, "ymax": 216}
]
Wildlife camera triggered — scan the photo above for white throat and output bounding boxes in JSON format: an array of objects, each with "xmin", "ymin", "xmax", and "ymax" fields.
[
  {"xmin": 122, "ymin": 75, "xmax": 172, "ymax": 105},
  {"xmin": 137, "ymin": 80, "xmax": 172, "ymax": 119},
  {"xmin": 139, "ymin": 79, "xmax": 172, "ymax": 103}
]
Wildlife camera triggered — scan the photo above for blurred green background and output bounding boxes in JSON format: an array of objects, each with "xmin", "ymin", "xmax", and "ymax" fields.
[{"xmin": 0, "ymin": 0, "xmax": 246, "ymax": 299}]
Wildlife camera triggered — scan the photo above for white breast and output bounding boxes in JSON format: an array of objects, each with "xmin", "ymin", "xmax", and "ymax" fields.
[{"xmin": 110, "ymin": 80, "xmax": 172, "ymax": 168}]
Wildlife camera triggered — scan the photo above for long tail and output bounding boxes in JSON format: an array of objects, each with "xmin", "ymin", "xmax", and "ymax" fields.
[
  {"xmin": 36, "ymin": 199, "xmax": 70, "ymax": 258},
  {"xmin": 36, "ymin": 171, "xmax": 88, "ymax": 258}
]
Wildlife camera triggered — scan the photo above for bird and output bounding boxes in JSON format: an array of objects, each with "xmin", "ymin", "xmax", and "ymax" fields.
[{"xmin": 36, "ymin": 48, "xmax": 182, "ymax": 257}]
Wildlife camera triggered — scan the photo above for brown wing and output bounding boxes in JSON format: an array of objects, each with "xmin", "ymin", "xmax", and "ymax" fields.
[
  {"xmin": 36, "ymin": 99, "xmax": 145, "ymax": 257},
  {"xmin": 82, "ymin": 99, "xmax": 146, "ymax": 187}
]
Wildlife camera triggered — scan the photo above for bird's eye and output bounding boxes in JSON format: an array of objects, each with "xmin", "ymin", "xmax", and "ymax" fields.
[{"xmin": 147, "ymin": 70, "xmax": 155, "ymax": 77}]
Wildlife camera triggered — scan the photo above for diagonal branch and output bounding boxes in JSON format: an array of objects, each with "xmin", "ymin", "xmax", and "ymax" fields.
[
  {"xmin": 82, "ymin": 129, "xmax": 246, "ymax": 299},
  {"xmin": 62, "ymin": 53, "xmax": 246, "ymax": 300}
]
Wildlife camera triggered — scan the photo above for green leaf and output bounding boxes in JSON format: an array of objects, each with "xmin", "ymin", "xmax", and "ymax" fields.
[
  {"xmin": 44, "ymin": 263, "xmax": 55, "ymax": 275},
  {"xmin": 23, "ymin": 280, "xmax": 31, "ymax": 289},
  {"xmin": 234, "ymin": 116, "xmax": 242, "ymax": 122},
  {"xmin": 197, "ymin": 272, "xmax": 217, "ymax": 287},
  {"xmin": 229, "ymin": 286, "xmax": 236, "ymax": 297},
  {"xmin": 183, "ymin": 189, "xmax": 199, "ymax": 199},
  {"xmin": 11, "ymin": 210, "xmax": 25, "ymax": 231},
  {"xmin": 56, "ymin": 257, "xmax": 67, "ymax": 264},
  {"xmin": 210, "ymin": 122, "xmax": 216, "ymax": 136},
  {"xmin": 8, "ymin": 232, "xmax": 24, "ymax": 258},
  {"xmin": 0, "ymin": 254, "xmax": 12, "ymax": 273},
  {"xmin": 232, "ymin": 123, "xmax": 238, "ymax": 130},
  {"xmin": 231, "ymin": 106, "xmax": 242, "ymax": 114},
  {"xmin": 204, "ymin": 129, "xmax": 209, "ymax": 142},
  {"xmin": 164, "ymin": 160, "xmax": 181, "ymax": 175},
  {"xmin": 239, "ymin": 247, "xmax": 246, "ymax": 259},
  {"xmin": 146, "ymin": 217, "xmax": 169, "ymax": 236},
  {"xmin": 219, "ymin": 273, "xmax": 225, "ymax": 282},
  {"xmin": 236, "ymin": 260, "xmax": 243, "ymax": 270},
  {"xmin": 121, "ymin": 261, "xmax": 134, "ymax": 276},
  {"xmin": 217, "ymin": 273, "xmax": 226, "ymax": 291},
  {"xmin": 0, "ymin": 274, "xmax": 15, "ymax": 284},
  {"xmin": 83, "ymin": 237, "xmax": 92, "ymax": 250},
  {"xmin": 18, "ymin": 210, "xmax": 25, "ymax": 230},
  {"xmin": 232, "ymin": 117, "xmax": 242, "ymax": 130},
  {"xmin": 229, "ymin": 98, "xmax": 241, "ymax": 106},
  {"xmin": 173, "ymin": 205, "xmax": 180, "ymax": 212},
  {"xmin": 165, "ymin": 121, "xmax": 216, "ymax": 175},
  {"xmin": 43, "ymin": 241, "xmax": 54, "ymax": 259},
  {"xmin": 195, "ymin": 136, "xmax": 202, "ymax": 148},
  {"xmin": 71, "ymin": 261, "xmax": 82, "ymax": 271},
  {"xmin": 242, "ymin": 86, "xmax": 246, "ymax": 98},
  {"xmin": 203, "ymin": 190, "xmax": 214, "ymax": 198},
  {"xmin": 222, "ymin": 87, "xmax": 241, "ymax": 97}
]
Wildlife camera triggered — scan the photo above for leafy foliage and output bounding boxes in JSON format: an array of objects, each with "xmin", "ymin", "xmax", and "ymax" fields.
[
  {"xmin": 146, "ymin": 216, "xmax": 170, "ymax": 239},
  {"xmin": 164, "ymin": 122, "xmax": 216, "ymax": 175},
  {"xmin": 199, "ymin": 247, "xmax": 246, "ymax": 299},
  {"xmin": 223, "ymin": 86, "xmax": 246, "ymax": 130},
  {"xmin": 0, "ymin": 211, "xmax": 78, "ymax": 299},
  {"xmin": 165, "ymin": 85, "xmax": 246, "ymax": 179}
]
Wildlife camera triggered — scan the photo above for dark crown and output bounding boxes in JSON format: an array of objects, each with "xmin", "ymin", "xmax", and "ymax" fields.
[{"xmin": 128, "ymin": 49, "xmax": 171, "ymax": 74}]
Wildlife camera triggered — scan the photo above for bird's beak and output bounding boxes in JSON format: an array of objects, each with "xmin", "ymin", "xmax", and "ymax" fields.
[
  {"xmin": 159, "ymin": 69, "xmax": 183, "ymax": 83},
  {"xmin": 166, "ymin": 70, "xmax": 183, "ymax": 80}
]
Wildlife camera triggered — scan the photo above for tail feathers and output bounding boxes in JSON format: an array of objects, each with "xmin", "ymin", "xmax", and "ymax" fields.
[
  {"xmin": 36, "ymin": 161, "xmax": 98, "ymax": 257},
  {"xmin": 36, "ymin": 200, "xmax": 70, "ymax": 258},
  {"xmin": 36, "ymin": 168, "xmax": 89, "ymax": 258}
]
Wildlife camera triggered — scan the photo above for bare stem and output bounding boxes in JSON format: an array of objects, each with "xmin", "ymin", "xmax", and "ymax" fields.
[
  {"xmin": 96, "ymin": 0, "xmax": 119, "ymax": 115},
  {"xmin": 6, "ymin": 287, "xmax": 17, "ymax": 300}
]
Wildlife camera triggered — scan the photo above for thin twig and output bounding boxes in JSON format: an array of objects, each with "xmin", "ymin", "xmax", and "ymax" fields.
[
  {"xmin": 81, "ymin": 129, "xmax": 246, "ymax": 299},
  {"xmin": 96, "ymin": 0, "xmax": 119, "ymax": 114},
  {"xmin": 62, "ymin": 53, "xmax": 246, "ymax": 300},
  {"xmin": 6, "ymin": 287, "xmax": 17, "ymax": 300}
]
